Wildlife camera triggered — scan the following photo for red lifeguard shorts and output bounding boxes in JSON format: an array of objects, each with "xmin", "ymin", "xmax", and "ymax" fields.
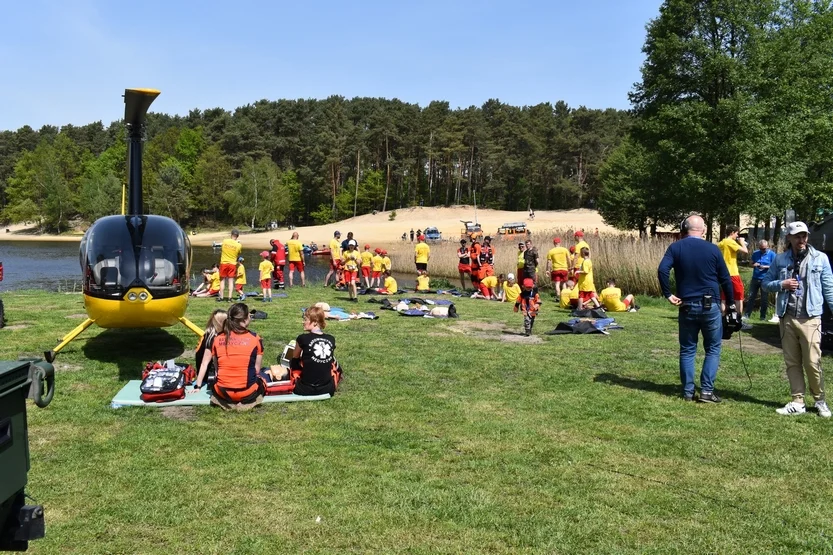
[
  {"xmin": 458, "ymin": 263, "xmax": 471, "ymax": 274},
  {"xmin": 343, "ymin": 270, "xmax": 357, "ymax": 283},
  {"xmin": 372, "ymin": 270, "xmax": 381, "ymax": 279},
  {"xmin": 361, "ymin": 267, "xmax": 370, "ymax": 278},
  {"xmin": 551, "ymin": 270, "xmax": 568, "ymax": 282},
  {"xmin": 329, "ymin": 259, "xmax": 340, "ymax": 271},
  {"xmin": 260, "ymin": 279, "xmax": 270, "ymax": 289},
  {"xmin": 219, "ymin": 263, "xmax": 237, "ymax": 278},
  {"xmin": 578, "ymin": 290, "xmax": 596, "ymax": 302},
  {"xmin": 289, "ymin": 260, "xmax": 305, "ymax": 272},
  {"xmin": 720, "ymin": 275, "xmax": 744, "ymax": 301}
]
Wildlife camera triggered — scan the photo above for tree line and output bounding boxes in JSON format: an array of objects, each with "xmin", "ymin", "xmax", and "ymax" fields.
[
  {"xmin": 598, "ymin": 0, "xmax": 833, "ymax": 238},
  {"xmin": 0, "ymin": 97, "xmax": 630, "ymax": 232}
]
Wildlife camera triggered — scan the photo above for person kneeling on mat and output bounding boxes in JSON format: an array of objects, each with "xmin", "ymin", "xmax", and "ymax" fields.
[
  {"xmin": 471, "ymin": 274, "xmax": 498, "ymax": 299},
  {"xmin": 292, "ymin": 306, "xmax": 342, "ymax": 396},
  {"xmin": 191, "ymin": 302, "xmax": 266, "ymax": 409}
]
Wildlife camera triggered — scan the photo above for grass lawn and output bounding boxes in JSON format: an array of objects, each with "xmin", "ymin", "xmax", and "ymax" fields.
[{"xmin": 2, "ymin": 287, "xmax": 832, "ymax": 554}]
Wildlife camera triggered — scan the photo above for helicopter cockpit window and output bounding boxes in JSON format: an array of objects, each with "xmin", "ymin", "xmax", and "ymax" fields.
[
  {"xmin": 81, "ymin": 215, "xmax": 190, "ymax": 299},
  {"xmin": 81, "ymin": 216, "xmax": 138, "ymax": 299},
  {"xmin": 136, "ymin": 217, "xmax": 190, "ymax": 298}
]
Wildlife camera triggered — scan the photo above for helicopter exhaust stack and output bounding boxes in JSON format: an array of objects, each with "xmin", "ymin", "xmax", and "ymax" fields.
[{"xmin": 123, "ymin": 89, "xmax": 160, "ymax": 216}]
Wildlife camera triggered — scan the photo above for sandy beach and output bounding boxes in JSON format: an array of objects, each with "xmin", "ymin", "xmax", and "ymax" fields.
[{"xmin": 0, "ymin": 207, "xmax": 615, "ymax": 248}]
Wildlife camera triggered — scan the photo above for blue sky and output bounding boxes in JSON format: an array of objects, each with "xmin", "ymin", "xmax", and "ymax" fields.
[{"xmin": 1, "ymin": 0, "xmax": 663, "ymax": 131}]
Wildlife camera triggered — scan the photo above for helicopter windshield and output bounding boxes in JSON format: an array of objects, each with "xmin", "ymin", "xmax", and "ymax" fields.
[{"xmin": 81, "ymin": 215, "xmax": 191, "ymax": 299}]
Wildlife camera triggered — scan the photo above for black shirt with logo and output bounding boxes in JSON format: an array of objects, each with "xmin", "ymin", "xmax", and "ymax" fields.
[{"xmin": 295, "ymin": 332, "xmax": 336, "ymax": 387}]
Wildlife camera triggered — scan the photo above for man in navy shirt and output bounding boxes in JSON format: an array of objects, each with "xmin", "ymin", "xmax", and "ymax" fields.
[
  {"xmin": 658, "ymin": 215, "xmax": 735, "ymax": 403},
  {"xmin": 745, "ymin": 240, "xmax": 775, "ymax": 321}
]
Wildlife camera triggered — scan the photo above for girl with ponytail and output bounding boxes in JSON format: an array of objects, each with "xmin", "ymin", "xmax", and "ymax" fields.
[{"xmin": 193, "ymin": 302, "xmax": 265, "ymax": 408}]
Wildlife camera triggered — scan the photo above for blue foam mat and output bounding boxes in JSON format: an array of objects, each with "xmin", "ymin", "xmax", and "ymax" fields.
[{"xmin": 111, "ymin": 380, "xmax": 330, "ymax": 408}]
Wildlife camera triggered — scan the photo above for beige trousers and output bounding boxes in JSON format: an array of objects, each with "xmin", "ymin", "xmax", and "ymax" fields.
[{"xmin": 780, "ymin": 315, "xmax": 825, "ymax": 402}]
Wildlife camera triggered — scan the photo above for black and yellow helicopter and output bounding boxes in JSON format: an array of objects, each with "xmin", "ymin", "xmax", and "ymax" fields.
[{"xmin": 46, "ymin": 89, "xmax": 203, "ymax": 361}]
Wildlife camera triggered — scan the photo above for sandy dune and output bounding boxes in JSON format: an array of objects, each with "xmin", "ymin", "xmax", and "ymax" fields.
[
  {"xmin": 0, "ymin": 206, "xmax": 614, "ymax": 247},
  {"xmin": 191, "ymin": 207, "xmax": 614, "ymax": 248}
]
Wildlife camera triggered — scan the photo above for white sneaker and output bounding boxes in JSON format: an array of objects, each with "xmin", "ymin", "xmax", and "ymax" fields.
[
  {"xmin": 769, "ymin": 314, "xmax": 780, "ymax": 323},
  {"xmin": 815, "ymin": 400, "xmax": 832, "ymax": 418},
  {"xmin": 775, "ymin": 401, "xmax": 806, "ymax": 416}
]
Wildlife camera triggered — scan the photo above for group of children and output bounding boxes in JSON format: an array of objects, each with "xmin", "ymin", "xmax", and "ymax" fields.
[
  {"xmin": 329, "ymin": 242, "xmax": 397, "ymax": 301},
  {"xmin": 545, "ymin": 232, "xmax": 638, "ymax": 314},
  {"xmin": 191, "ymin": 251, "xmax": 281, "ymax": 303}
]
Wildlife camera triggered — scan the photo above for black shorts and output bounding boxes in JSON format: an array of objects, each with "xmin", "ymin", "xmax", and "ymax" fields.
[
  {"xmin": 293, "ymin": 379, "xmax": 336, "ymax": 396},
  {"xmin": 416, "ymin": 263, "xmax": 428, "ymax": 272}
]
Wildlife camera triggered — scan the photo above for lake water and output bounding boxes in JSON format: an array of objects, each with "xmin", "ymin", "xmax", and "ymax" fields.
[{"xmin": 0, "ymin": 241, "xmax": 415, "ymax": 292}]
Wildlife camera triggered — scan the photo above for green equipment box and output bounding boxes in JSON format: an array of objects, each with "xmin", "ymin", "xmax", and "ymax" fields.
[{"xmin": 0, "ymin": 359, "xmax": 54, "ymax": 551}]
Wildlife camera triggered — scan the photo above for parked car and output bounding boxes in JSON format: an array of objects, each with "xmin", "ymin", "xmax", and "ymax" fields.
[{"xmin": 424, "ymin": 227, "xmax": 442, "ymax": 242}]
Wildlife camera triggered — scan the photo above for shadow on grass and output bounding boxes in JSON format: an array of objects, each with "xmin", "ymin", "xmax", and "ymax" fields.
[
  {"xmin": 82, "ymin": 328, "xmax": 185, "ymax": 381},
  {"xmin": 593, "ymin": 372, "xmax": 781, "ymax": 408},
  {"xmin": 740, "ymin": 322, "xmax": 782, "ymax": 349}
]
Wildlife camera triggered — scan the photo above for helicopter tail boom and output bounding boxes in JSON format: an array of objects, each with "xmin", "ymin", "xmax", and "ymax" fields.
[{"xmin": 124, "ymin": 89, "xmax": 160, "ymax": 216}]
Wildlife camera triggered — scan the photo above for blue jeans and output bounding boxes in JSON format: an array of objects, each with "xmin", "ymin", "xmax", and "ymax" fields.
[
  {"xmin": 678, "ymin": 301, "xmax": 722, "ymax": 397},
  {"xmin": 744, "ymin": 278, "xmax": 767, "ymax": 319}
]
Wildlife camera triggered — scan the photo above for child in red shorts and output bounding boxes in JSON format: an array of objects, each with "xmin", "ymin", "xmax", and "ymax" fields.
[{"xmin": 258, "ymin": 251, "xmax": 274, "ymax": 302}]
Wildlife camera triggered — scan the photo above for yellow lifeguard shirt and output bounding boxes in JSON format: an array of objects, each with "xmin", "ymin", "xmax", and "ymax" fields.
[
  {"xmin": 360, "ymin": 251, "xmax": 373, "ymax": 267},
  {"xmin": 384, "ymin": 276, "xmax": 397, "ymax": 292},
  {"xmin": 577, "ymin": 259, "xmax": 595, "ymax": 292},
  {"xmin": 287, "ymin": 240, "xmax": 304, "ymax": 262},
  {"xmin": 717, "ymin": 238, "xmax": 741, "ymax": 276},
  {"xmin": 416, "ymin": 275, "xmax": 430, "ymax": 291},
  {"xmin": 547, "ymin": 246, "xmax": 570, "ymax": 270},
  {"xmin": 372, "ymin": 254, "xmax": 384, "ymax": 272},
  {"xmin": 329, "ymin": 238, "xmax": 342, "ymax": 260},
  {"xmin": 600, "ymin": 286, "xmax": 627, "ymax": 312},
  {"xmin": 235, "ymin": 264, "xmax": 246, "ymax": 285},
  {"xmin": 220, "ymin": 238, "xmax": 241, "ymax": 265},
  {"xmin": 342, "ymin": 250, "xmax": 359, "ymax": 271},
  {"xmin": 259, "ymin": 260, "xmax": 274, "ymax": 281},
  {"xmin": 481, "ymin": 275, "xmax": 498, "ymax": 288},
  {"xmin": 560, "ymin": 288, "xmax": 572, "ymax": 308},
  {"xmin": 503, "ymin": 282, "xmax": 521, "ymax": 303},
  {"xmin": 208, "ymin": 270, "xmax": 220, "ymax": 290},
  {"xmin": 415, "ymin": 243, "xmax": 430, "ymax": 264}
]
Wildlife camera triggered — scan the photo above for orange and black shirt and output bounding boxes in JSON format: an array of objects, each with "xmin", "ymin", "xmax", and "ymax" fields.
[{"xmin": 211, "ymin": 330, "xmax": 263, "ymax": 390}]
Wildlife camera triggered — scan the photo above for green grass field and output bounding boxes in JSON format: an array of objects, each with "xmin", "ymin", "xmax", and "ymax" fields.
[{"xmin": 2, "ymin": 287, "xmax": 832, "ymax": 554}]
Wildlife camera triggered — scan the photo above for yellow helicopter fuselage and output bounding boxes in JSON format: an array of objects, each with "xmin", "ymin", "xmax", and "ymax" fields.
[{"xmin": 84, "ymin": 288, "xmax": 189, "ymax": 328}]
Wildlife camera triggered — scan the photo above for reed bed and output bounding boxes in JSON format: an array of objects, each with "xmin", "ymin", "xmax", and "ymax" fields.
[{"xmin": 379, "ymin": 229, "xmax": 673, "ymax": 297}]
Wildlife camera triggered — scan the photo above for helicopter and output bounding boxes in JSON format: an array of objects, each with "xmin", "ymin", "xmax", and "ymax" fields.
[{"xmin": 46, "ymin": 89, "xmax": 202, "ymax": 362}]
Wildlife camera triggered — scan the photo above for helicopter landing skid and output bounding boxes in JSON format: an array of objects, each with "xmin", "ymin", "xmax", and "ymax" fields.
[
  {"xmin": 44, "ymin": 317, "xmax": 203, "ymax": 363},
  {"xmin": 45, "ymin": 318, "xmax": 96, "ymax": 362},
  {"xmin": 179, "ymin": 316, "xmax": 204, "ymax": 337}
]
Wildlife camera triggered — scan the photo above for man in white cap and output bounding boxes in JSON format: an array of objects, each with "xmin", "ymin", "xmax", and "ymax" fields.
[{"xmin": 764, "ymin": 221, "xmax": 833, "ymax": 417}]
